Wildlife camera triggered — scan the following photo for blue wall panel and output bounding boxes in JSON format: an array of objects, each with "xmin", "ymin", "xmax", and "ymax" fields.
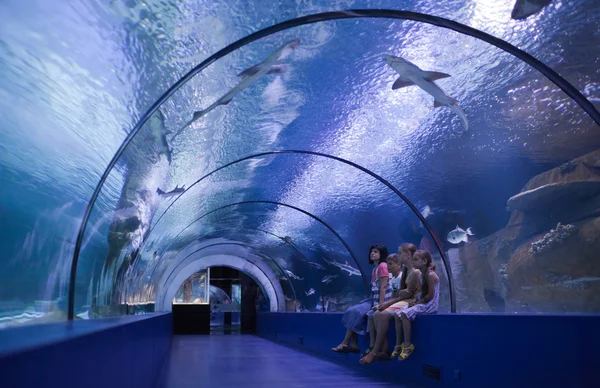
[
  {"xmin": 257, "ymin": 312, "xmax": 598, "ymax": 388},
  {"xmin": 0, "ymin": 313, "xmax": 172, "ymax": 388}
]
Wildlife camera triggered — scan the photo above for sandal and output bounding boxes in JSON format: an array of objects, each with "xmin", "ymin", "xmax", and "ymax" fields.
[
  {"xmin": 398, "ymin": 344, "xmax": 415, "ymax": 360},
  {"xmin": 331, "ymin": 344, "xmax": 359, "ymax": 353},
  {"xmin": 391, "ymin": 344, "xmax": 404, "ymax": 358},
  {"xmin": 361, "ymin": 347, "xmax": 373, "ymax": 358},
  {"xmin": 359, "ymin": 352, "xmax": 377, "ymax": 365}
]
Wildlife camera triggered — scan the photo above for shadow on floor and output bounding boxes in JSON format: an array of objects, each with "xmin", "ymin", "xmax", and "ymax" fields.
[{"xmin": 158, "ymin": 335, "xmax": 414, "ymax": 388}]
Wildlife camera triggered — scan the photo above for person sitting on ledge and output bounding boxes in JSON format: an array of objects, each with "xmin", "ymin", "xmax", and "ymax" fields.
[
  {"xmin": 359, "ymin": 243, "xmax": 421, "ymax": 364},
  {"xmin": 331, "ymin": 244, "xmax": 390, "ymax": 354},
  {"xmin": 396, "ymin": 249, "xmax": 440, "ymax": 360}
]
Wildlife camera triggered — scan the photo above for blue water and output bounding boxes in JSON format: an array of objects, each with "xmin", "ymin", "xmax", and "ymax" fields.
[{"xmin": 1, "ymin": 0, "xmax": 599, "ymax": 328}]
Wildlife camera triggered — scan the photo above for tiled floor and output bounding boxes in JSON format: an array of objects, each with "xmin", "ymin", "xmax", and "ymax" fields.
[{"xmin": 157, "ymin": 335, "xmax": 408, "ymax": 387}]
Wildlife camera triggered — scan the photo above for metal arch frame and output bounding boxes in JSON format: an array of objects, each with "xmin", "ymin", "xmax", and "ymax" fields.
[
  {"xmin": 142, "ymin": 225, "xmax": 320, "ymax": 310},
  {"xmin": 137, "ymin": 239, "xmax": 299, "ymax": 305},
  {"xmin": 139, "ymin": 150, "xmax": 453, "ymax": 308},
  {"xmin": 68, "ymin": 9, "xmax": 600, "ymax": 319},
  {"xmin": 142, "ymin": 204, "xmax": 353, "ymax": 302},
  {"xmin": 161, "ymin": 243, "xmax": 284, "ymax": 311},
  {"xmin": 151, "ymin": 200, "xmax": 369, "ymax": 294},
  {"xmin": 158, "ymin": 242, "xmax": 298, "ymax": 308}
]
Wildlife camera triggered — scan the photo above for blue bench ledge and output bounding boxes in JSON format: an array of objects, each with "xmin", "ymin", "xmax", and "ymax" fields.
[
  {"xmin": 257, "ymin": 311, "xmax": 598, "ymax": 388},
  {"xmin": 0, "ymin": 312, "xmax": 172, "ymax": 388}
]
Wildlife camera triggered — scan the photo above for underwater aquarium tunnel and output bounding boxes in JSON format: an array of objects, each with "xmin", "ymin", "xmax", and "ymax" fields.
[{"xmin": 1, "ymin": 2, "xmax": 599, "ymax": 388}]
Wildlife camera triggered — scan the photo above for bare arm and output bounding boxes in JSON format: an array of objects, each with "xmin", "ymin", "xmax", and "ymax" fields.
[
  {"xmin": 376, "ymin": 271, "xmax": 420, "ymax": 310},
  {"xmin": 378, "ymin": 276, "xmax": 389, "ymax": 305},
  {"xmin": 416, "ymin": 272, "xmax": 439, "ymax": 305},
  {"xmin": 396, "ymin": 270, "xmax": 420, "ymax": 300}
]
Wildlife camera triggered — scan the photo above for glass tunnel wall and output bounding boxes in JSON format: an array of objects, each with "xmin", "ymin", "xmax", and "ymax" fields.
[{"xmin": 1, "ymin": 0, "xmax": 599, "ymax": 329}]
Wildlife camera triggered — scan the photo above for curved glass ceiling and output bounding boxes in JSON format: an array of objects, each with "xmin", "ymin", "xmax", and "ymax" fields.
[{"xmin": 1, "ymin": 0, "xmax": 599, "ymax": 328}]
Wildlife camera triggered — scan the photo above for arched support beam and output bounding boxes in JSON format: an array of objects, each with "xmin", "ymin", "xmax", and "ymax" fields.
[
  {"xmin": 146, "ymin": 200, "xmax": 368, "ymax": 296},
  {"xmin": 157, "ymin": 253, "xmax": 285, "ymax": 312},
  {"xmin": 131, "ymin": 239, "xmax": 298, "ymax": 307},
  {"xmin": 69, "ymin": 9, "xmax": 600, "ymax": 318},
  {"xmin": 157, "ymin": 226, "xmax": 328, "ymax": 309}
]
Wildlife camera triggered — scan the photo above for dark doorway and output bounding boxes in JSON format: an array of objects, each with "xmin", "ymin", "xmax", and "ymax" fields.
[
  {"xmin": 209, "ymin": 266, "xmax": 240, "ymax": 335},
  {"xmin": 171, "ymin": 266, "xmax": 269, "ymax": 335},
  {"xmin": 209, "ymin": 267, "xmax": 270, "ymax": 334}
]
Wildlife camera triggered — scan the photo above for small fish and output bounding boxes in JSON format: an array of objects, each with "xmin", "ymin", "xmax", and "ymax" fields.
[
  {"xmin": 322, "ymin": 257, "xmax": 361, "ymax": 276},
  {"xmin": 156, "ymin": 185, "xmax": 185, "ymax": 197},
  {"xmin": 446, "ymin": 225, "xmax": 474, "ymax": 244},
  {"xmin": 171, "ymin": 39, "xmax": 300, "ymax": 141},
  {"xmin": 305, "ymin": 288, "xmax": 315, "ymax": 296},
  {"xmin": 322, "ymin": 275, "xmax": 338, "ymax": 284},
  {"xmin": 309, "ymin": 262, "xmax": 325, "ymax": 270},
  {"xmin": 285, "ymin": 270, "xmax": 304, "ymax": 281},
  {"xmin": 511, "ymin": 0, "xmax": 552, "ymax": 20},
  {"xmin": 384, "ymin": 54, "xmax": 468, "ymax": 133},
  {"xmin": 483, "ymin": 288, "xmax": 506, "ymax": 313},
  {"xmin": 420, "ymin": 205, "xmax": 435, "ymax": 219}
]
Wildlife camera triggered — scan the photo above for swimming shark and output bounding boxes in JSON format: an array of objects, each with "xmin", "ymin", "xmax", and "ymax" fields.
[
  {"xmin": 384, "ymin": 54, "xmax": 468, "ymax": 133},
  {"xmin": 309, "ymin": 261, "xmax": 325, "ymax": 270},
  {"xmin": 103, "ymin": 109, "xmax": 172, "ymax": 304},
  {"xmin": 323, "ymin": 257, "xmax": 361, "ymax": 276},
  {"xmin": 285, "ymin": 270, "xmax": 304, "ymax": 281},
  {"xmin": 511, "ymin": 0, "xmax": 552, "ymax": 20},
  {"xmin": 322, "ymin": 275, "xmax": 338, "ymax": 284},
  {"xmin": 156, "ymin": 185, "xmax": 185, "ymax": 197},
  {"xmin": 170, "ymin": 39, "xmax": 300, "ymax": 141}
]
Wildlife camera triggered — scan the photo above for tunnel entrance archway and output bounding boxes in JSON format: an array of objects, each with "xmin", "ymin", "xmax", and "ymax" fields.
[{"xmin": 157, "ymin": 254, "xmax": 284, "ymax": 312}]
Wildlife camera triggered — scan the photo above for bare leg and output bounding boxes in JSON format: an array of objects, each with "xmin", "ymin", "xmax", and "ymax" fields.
[
  {"xmin": 401, "ymin": 313, "xmax": 412, "ymax": 347},
  {"xmin": 350, "ymin": 332, "xmax": 358, "ymax": 348},
  {"xmin": 394, "ymin": 315, "xmax": 403, "ymax": 346},
  {"xmin": 332, "ymin": 329, "xmax": 355, "ymax": 351},
  {"xmin": 368, "ymin": 318, "xmax": 376, "ymax": 347},
  {"xmin": 398, "ymin": 312, "xmax": 415, "ymax": 359},
  {"xmin": 371, "ymin": 312, "xmax": 393, "ymax": 354},
  {"xmin": 342, "ymin": 329, "xmax": 353, "ymax": 345}
]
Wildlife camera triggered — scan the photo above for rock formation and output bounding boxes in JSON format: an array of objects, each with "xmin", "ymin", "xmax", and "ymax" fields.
[{"xmin": 455, "ymin": 148, "xmax": 600, "ymax": 313}]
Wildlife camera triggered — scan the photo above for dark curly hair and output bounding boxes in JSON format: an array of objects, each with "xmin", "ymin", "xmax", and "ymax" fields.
[{"xmin": 368, "ymin": 244, "xmax": 389, "ymax": 265}]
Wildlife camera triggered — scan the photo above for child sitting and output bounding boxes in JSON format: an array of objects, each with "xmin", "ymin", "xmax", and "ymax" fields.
[{"xmin": 396, "ymin": 249, "xmax": 440, "ymax": 360}]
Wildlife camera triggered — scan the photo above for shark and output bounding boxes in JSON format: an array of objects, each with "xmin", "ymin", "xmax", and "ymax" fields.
[
  {"xmin": 323, "ymin": 257, "xmax": 361, "ymax": 276},
  {"xmin": 322, "ymin": 275, "xmax": 338, "ymax": 284},
  {"xmin": 156, "ymin": 185, "xmax": 185, "ymax": 197},
  {"xmin": 309, "ymin": 261, "xmax": 325, "ymax": 270},
  {"xmin": 285, "ymin": 269, "xmax": 304, "ymax": 281},
  {"xmin": 511, "ymin": 0, "xmax": 552, "ymax": 20},
  {"xmin": 103, "ymin": 109, "xmax": 172, "ymax": 304},
  {"xmin": 384, "ymin": 54, "xmax": 468, "ymax": 133},
  {"xmin": 170, "ymin": 39, "xmax": 300, "ymax": 142}
]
